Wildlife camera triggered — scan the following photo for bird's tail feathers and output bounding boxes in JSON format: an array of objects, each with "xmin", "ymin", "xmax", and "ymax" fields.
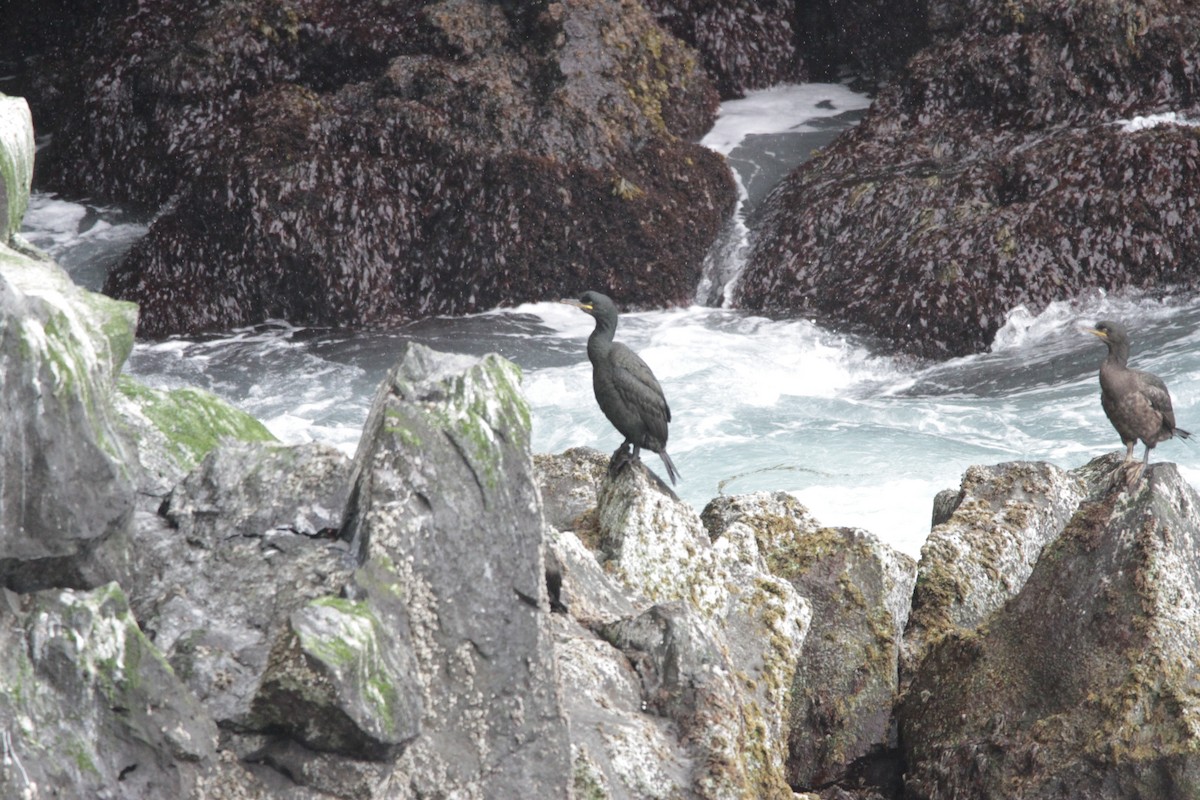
[
  {"xmin": 1178, "ymin": 427, "xmax": 1193, "ymax": 441},
  {"xmin": 659, "ymin": 450, "xmax": 681, "ymax": 486}
]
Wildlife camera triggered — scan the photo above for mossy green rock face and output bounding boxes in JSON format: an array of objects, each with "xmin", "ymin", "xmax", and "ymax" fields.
[
  {"xmin": 343, "ymin": 343, "xmax": 570, "ymax": 796},
  {"xmin": 899, "ymin": 462, "xmax": 1200, "ymax": 799},
  {"xmin": 0, "ymin": 582, "xmax": 218, "ymax": 798},
  {"xmin": 0, "ymin": 94, "xmax": 34, "ymax": 243},
  {"xmin": 252, "ymin": 589, "xmax": 421, "ymax": 760},
  {"xmin": 115, "ymin": 376, "xmax": 275, "ymax": 493},
  {"xmin": 0, "ymin": 242, "xmax": 138, "ymax": 591}
]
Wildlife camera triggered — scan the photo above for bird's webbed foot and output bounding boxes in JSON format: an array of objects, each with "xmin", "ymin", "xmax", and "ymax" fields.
[
  {"xmin": 1108, "ymin": 459, "xmax": 1145, "ymax": 490},
  {"xmin": 607, "ymin": 442, "xmax": 636, "ymax": 479}
]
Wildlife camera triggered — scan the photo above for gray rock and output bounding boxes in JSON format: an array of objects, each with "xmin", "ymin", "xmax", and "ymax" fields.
[
  {"xmin": 343, "ymin": 343, "xmax": 571, "ymax": 798},
  {"xmin": 553, "ymin": 614, "xmax": 694, "ymax": 800},
  {"xmin": 704, "ymin": 492, "xmax": 916, "ymax": 791},
  {"xmin": 0, "ymin": 94, "xmax": 33, "ymax": 242},
  {"xmin": 544, "ymin": 527, "xmax": 643, "ymax": 625},
  {"xmin": 899, "ymin": 461, "xmax": 1200, "ymax": 798},
  {"xmin": 903, "ymin": 460, "xmax": 1086, "ymax": 678},
  {"xmin": 585, "ymin": 470, "xmax": 809, "ymax": 798},
  {"xmin": 128, "ymin": 441, "xmax": 359, "ymax": 731},
  {"xmin": 163, "ymin": 440, "xmax": 350, "ymax": 541},
  {"xmin": 534, "ymin": 446, "xmax": 609, "ymax": 533},
  {"xmin": 0, "ymin": 225, "xmax": 138, "ymax": 592},
  {"xmin": 0, "ymin": 582, "xmax": 227, "ymax": 799}
]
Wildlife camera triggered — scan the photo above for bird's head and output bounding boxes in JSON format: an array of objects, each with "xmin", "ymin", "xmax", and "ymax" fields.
[
  {"xmin": 1085, "ymin": 320, "xmax": 1127, "ymax": 345},
  {"xmin": 560, "ymin": 291, "xmax": 617, "ymax": 320}
]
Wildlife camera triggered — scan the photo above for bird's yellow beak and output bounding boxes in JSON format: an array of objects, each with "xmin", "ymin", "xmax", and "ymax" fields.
[
  {"xmin": 1084, "ymin": 327, "xmax": 1107, "ymax": 340},
  {"xmin": 561, "ymin": 299, "xmax": 593, "ymax": 312}
]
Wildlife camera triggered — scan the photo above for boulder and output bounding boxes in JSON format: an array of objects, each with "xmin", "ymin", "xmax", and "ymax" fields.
[
  {"xmin": 342, "ymin": 343, "xmax": 572, "ymax": 797},
  {"xmin": 645, "ymin": 0, "xmax": 807, "ymax": 98},
  {"xmin": 704, "ymin": 492, "xmax": 916, "ymax": 792},
  {"xmin": 899, "ymin": 461, "xmax": 1200, "ymax": 798},
  {"xmin": 0, "ymin": 94, "xmax": 138, "ymax": 591},
  {"xmin": 569, "ymin": 465, "xmax": 811, "ymax": 798},
  {"xmin": 903, "ymin": 459, "xmax": 1088, "ymax": 678},
  {"xmin": 27, "ymin": 0, "xmax": 733, "ymax": 337},
  {"xmin": 0, "ymin": 94, "xmax": 34, "ymax": 243},
  {"xmin": 0, "ymin": 582, "xmax": 225, "ymax": 799},
  {"xmin": 738, "ymin": 0, "xmax": 1200, "ymax": 358},
  {"xmin": 126, "ymin": 440, "xmax": 369, "ymax": 738}
]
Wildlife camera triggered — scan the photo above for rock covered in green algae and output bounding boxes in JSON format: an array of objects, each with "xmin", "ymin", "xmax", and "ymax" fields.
[
  {"xmin": 114, "ymin": 378, "xmax": 276, "ymax": 495},
  {"xmin": 0, "ymin": 94, "xmax": 34, "ymax": 243},
  {"xmin": 343, "ymin": 342, "xmax": 571, "ymax": 798},
  {"xmin": 0, "ymin": 108, "xmax": 138, "ymax": 589},
  {"xmin": 899, "ymin": 460, "xmax": 1200, "ymax": 799},
  {"xmin": 0, "ymin": 582, "xmax": 219, "ymax": 799}
]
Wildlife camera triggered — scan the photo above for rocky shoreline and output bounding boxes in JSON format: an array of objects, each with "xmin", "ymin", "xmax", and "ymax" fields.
[{"xmin": 6, "ymin": 97, "xmax": 1200, "ymax": 799}]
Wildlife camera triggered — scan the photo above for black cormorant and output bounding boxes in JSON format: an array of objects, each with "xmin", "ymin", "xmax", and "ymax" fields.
[
  {"xmin": 563, "ymin": 291, "xmax": 680, "ymax": 485},
  {"xmin": 1086, "ymin": 320, "xmax": 1191, "ymax": 484}
]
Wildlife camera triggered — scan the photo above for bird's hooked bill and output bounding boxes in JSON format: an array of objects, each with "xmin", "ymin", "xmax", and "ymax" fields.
[{"xmin": 561, "ymin": 298, "xmax": 593, "ymax": 311}]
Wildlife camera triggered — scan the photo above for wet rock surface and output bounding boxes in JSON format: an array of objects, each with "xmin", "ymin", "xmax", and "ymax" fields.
[
  {"xmin": 899, "ymin": 458, "xmax": 1200, "ymax": 799},
  {"xmin": 738, "ymin": 0, "xmax": 1200, "ymax": 358}
]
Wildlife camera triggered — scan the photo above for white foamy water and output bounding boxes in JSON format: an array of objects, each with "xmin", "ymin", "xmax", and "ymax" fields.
[{"xmin": 17, "ymin": 85, "xmax": 1200, "ymax": 558}]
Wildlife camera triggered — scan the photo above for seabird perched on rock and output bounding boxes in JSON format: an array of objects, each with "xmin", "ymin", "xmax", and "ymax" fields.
[
  {"xmin": 562, "ymin": 291, "xmax": 680, "ymax": 486},
  {"xmin": 1086, "ymin": 320, "xmax": 1191, "ymax": 484}
]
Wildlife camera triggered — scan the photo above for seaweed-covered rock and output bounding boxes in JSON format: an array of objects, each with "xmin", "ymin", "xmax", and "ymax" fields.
[
  {"xmin": 739, "ymin": 0, "xmax": 1200, "ymax": 359},
  {"xmin": 645, "ymin": 0, "xmax": 806, "ymax": 98},
  {"xmin": 29, "ymin": 0, "xmax": 733, "ymax": 337},
  {"xmin": 899, "ymin": 461, "xmax": 1200, "ymax": 798},
  {"xmin": 903, "ymin": 459, "xmax": 1087, "ymax": 678}
]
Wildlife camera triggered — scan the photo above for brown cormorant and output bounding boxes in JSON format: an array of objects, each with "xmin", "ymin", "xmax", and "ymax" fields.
[
  {"xmin": 1086, "ymin": 320, "xmax": 1191, "ymax": 484},
  {"xmin": 562, "ymin": 291, "xmax": 680, "ymax": 485}
]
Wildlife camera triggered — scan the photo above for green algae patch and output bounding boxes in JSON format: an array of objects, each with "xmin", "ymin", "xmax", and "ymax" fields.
[{"xmin": 117, "ymin": 375, "xmax": 275, "ymax": 470}]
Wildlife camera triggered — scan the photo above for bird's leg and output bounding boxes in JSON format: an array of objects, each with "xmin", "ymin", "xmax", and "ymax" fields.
[
  {"xmin": 630, "ymin": 445, "xmax": 643, "ymax": 464},
  {"xmin": 608, "ymin": 440, "xmax": 635, "ymax": 479},
  {"xmin": 1121, "ymin": 444, "xmax": 1150, "ymax": 486}
]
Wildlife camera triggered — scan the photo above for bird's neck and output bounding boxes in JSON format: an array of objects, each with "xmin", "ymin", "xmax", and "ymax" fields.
[
  {"xmin": 1106, "ymin": 343, "xmax": 1130, "ymax": 368},
  {"xmin": 587, "ymin": 318, "xmax": 616, "ymax": 360}
]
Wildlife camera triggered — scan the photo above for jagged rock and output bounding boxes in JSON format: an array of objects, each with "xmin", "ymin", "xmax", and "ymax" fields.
[
  {"xmin": 534, "ymin": 446, "xmax": 609, "ymax": 533},
  {"xmin": 704, "ymin": 492, "xmax": 916, "ymax": 792},
  {"xmin": 544, "ymin": 527, "xmax": 643, "ymax": 624},
  {"xmin": 0, "ymin": 94, "xmax": 138, "ymax": 591},
  {"xmin": 553, "ymin": 613, "xmax": 693, "ymax": 800},
  {"xmin": 586, "ymin": 467, "xmax": 810, "ymax": 798},
  {"xmin": 0, "ymin": 94, "xmax": 34, "ymax": 243},
  {"xmin": 0, "ymin": 582, "xmax": 227, "ymax": 799},
  {"xmin": 342, "ymin": 343, "xmax": 571, "ymax": 797},
  {"xmin": 26, "ymin": 0, "xmax": 733, "ymax": 337},
  {"xmin": 114, "ymin": 378, "xmax": 277, "ymax": 497},
  {"xmin": 163, "ymin": 440, "xmax": 350, "ymax": 541},
  {"xmin": 738, "ymin": 0, "xmax": 1200, "ymax": 358},
  {"xmin": 903, "ymin": 460, "xmax": 1088, "ymax": 679},
  {"xmin": 899, "ymin": 461, "xmax": 1200, "ymax": 798}
]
